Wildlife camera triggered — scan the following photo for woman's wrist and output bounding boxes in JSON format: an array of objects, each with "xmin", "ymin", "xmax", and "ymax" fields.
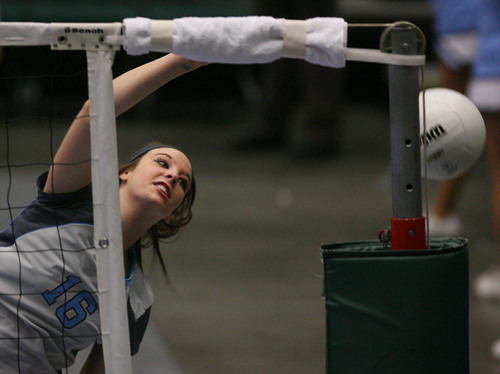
[{"xmin": 173, "ymin": 54, "xmax": 208, "ymax": 72}]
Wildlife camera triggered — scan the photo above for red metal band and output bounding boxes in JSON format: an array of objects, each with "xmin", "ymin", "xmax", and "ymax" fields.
[{"xmin": 390, "ymin": 216, "xmax": 426, "ymax": 250}]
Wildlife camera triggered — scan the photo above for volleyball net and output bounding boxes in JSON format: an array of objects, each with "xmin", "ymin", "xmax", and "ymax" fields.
[{"xmin": 0, "ymin": 17, "xmax": 425, "ymax": 373}]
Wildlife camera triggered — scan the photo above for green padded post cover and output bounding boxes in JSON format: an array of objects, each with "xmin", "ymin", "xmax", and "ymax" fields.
[{"xmin": 321, "ymin": 238, "xmax": 469, "ymax": 373}]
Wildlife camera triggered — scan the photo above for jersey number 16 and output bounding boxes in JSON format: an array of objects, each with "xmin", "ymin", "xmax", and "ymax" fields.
[{"xmin": 42, "ymin": 275, "xmax": 98, "ymax": 329}]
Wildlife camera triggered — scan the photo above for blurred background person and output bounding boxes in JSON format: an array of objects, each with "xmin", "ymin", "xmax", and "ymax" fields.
[
  {"xmin": 427, "ymin": 0, "xmax": 480, "ymax": 237},
  {"xmin": 232, "ymin": 0, "xmax": 344, "ymax": 160},
  {"xmin": 429, "ymin": 0, "xmax": 500, "ymax": 303}
]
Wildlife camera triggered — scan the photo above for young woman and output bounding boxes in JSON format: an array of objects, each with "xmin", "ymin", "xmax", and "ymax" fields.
[{"xmin": 0, "ymin": 54, "xmax": 206, "ymax": 373}]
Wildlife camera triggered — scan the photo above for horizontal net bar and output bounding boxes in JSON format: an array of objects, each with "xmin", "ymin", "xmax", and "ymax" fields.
[{"xmin": 0, "ymin": 17, "xmax": 425, "ymax": 67}]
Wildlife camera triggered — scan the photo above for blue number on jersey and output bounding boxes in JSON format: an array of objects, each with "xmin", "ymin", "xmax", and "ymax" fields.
[{"xmin": 42, "ymin": 275, "xmax": 97, "ymax": 329}]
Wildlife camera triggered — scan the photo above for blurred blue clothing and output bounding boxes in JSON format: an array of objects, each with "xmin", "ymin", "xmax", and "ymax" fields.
[
  {"xmin": 474, "ymin": 0, "xmax": 500, "ymax": 77},
  {"xmin": 431, "ymin": 0, "xmax": 500, "ymax": 78},
  {"xmin": 431, "ymin": 0, "xmax": 481, "ymax": 35}
]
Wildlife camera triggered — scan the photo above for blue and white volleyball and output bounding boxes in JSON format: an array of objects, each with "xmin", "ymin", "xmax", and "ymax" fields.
[{"xmin": 419, "ymin": 87, "xmax": 486, "ymax": 181}]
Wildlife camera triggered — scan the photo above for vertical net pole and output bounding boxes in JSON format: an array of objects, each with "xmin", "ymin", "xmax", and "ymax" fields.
[
  {"xmin": 86, "ymin": 49, "xmax": 133, "ymax": 374},
  {"xmin": 387, "ymin": 25, "xmax": 426, "ymax": 250}
]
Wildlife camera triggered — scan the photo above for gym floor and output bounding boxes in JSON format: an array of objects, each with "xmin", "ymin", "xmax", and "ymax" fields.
[
  {"xmin": 134, "ymin": 95, "xmax": 498, "ymax": 374},
  {"xmin": 119, "ymin": 79, "xmax": 498, "ymax": 372},
  {"xmin": 1, "ymin": 61, "xmax": 498, "ymax": 373}
]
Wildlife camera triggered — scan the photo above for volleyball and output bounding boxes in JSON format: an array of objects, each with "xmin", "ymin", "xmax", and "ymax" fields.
[{"xmin": 419, "ymin": 87, "xmax": 486, "ymax": 181}]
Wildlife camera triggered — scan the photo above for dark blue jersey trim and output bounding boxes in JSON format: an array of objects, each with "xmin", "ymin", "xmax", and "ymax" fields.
[{"xmin": 0, "ymin": 172, "xmax": 93, "ymax": 246}]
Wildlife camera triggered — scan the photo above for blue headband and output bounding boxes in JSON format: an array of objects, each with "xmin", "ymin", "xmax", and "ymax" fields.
[{"xmin": 128, "ymin": 144, "xmax": 179, "ymax": 162}]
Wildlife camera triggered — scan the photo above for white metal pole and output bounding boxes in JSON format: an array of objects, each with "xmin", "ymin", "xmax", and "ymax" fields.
[{"xmin": 87, "ymin": 49, "xmax": 133, "ymax": 374}]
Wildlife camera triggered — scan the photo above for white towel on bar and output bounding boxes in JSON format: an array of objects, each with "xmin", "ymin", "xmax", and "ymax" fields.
[
  {"xmin": 172, "ymin": 17, "xmax": 346, "ymax": 68},
  {"xmin": 304, "ymin": 18, "xmax": 347, "ymax": 68},
  {"xmin": 123, "ymin": 16, "xmax": 347, "ymax": 68}
]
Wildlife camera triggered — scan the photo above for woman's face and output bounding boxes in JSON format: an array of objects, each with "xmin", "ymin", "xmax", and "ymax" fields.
[{"xmin": 119, "ymin": 147, "xmax": 193, "ymax": 221}]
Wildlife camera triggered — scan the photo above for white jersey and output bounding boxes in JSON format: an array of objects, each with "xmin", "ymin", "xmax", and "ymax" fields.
[{"xmin": 0, "ymin": 173, "xmax": 153, "ymax": 373}]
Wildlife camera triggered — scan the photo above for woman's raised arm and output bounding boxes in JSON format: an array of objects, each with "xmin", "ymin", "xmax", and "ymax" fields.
[{"xmin": 43, "ymin": 54, "xmax": 206, "ymax": 194}]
